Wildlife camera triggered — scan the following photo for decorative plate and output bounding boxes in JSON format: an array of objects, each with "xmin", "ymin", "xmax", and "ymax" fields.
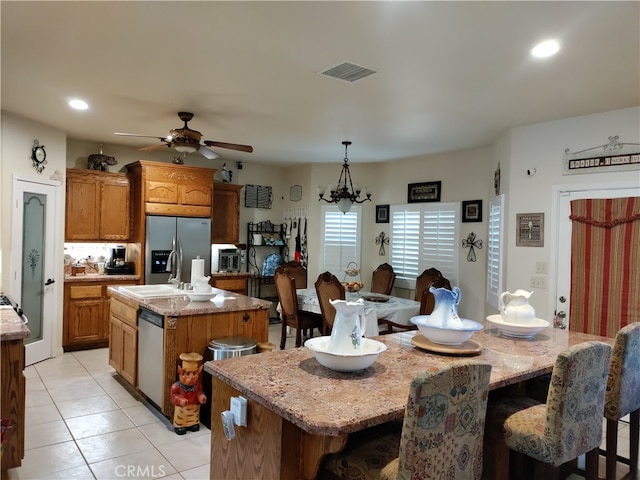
[{"xmin": 361, "ymin": 294, "xmax": 389, "ymax": 302}]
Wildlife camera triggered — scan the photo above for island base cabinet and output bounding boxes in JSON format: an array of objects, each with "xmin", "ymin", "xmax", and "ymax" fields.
[
  {"xmin": 210, "ymin": 378, "xmax": 347, "ymax": 480},
  {"xmin": 1, "ymin": 339, "xmax": 25, "ymax": 472},
  {"xmin": 108, "ymin": 297, "xmax": 138, "ymax": 386}
]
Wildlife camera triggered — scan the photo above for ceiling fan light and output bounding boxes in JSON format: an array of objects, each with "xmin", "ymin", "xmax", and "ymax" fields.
[{"xmin": 174, "ymin": 144, "xmax": 197, "ymax": 154}]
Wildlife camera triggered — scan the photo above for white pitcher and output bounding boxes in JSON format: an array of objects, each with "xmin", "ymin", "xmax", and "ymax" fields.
[
  {"xmin": 500, "ymin": 289, "xmax": 536, "ymax": 324},
  {"xmin": 328, "ymin": 299, "xmax": 365, "ymax": 354}
]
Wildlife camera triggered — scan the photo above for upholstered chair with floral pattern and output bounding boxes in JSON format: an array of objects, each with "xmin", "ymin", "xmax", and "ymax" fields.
[
  {"xmin": 603, "ymin": 322, "xmax": 640, "ymax": 480},
  {"xmin": 319, "ymin": 360, "xmax": 492, "ymax": 480},
  {"xmin": 485, "ymin": 341, "xmax": 612, "ymax": 480}
]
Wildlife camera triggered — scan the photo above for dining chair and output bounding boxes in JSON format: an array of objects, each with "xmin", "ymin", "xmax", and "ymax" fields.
[
  {"xmin": 274, "ymin": 267, "xmax": 322, "ymax": 349},
  {"xmin": 484, "ymin": 341, "xmax": 612, "ymax": 480},
  {"xmin": 371, "ymin": 263, "xmax": 396, "ymax": 295},
  {"xmin": 280, "ymin": 260, "xmax": 307, "ymax": 289},
  {"xmin": 314, "ymin": 271, "xmax": 345, "ymax": 335},
  {"xmin": 319, "ymin": 360, "xmax": 492, "ymax": 480},
  {"xmin": 602, "ymin": 322, "xmax": 640, "ymax": 480},
  {"xmin": 415, "ymin": 268, "xmax": 452, "ymax": 313}
]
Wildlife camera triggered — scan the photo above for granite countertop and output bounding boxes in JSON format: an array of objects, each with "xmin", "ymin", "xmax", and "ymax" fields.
[
  {"xmin": 109, "ymin": 285, "xmax": 272, "ymax": 316},
  {"xmin": 65, "ymin": 274, "xmax": 140, "ymax": 283},
  {"xmin": 205, "ymin": 326, "xmax": 614, "ymax": 437},
  {"xmin": 0, "ymin": 308, "xmax": 30, "ymax": 341}
]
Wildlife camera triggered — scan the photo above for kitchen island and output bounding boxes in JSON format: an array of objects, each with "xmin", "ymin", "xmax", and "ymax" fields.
[
  {"xmin": 1, "ymin": 305, "xmax": 30, "ymax": 472},
  {"xmin": 108, "ymin": 286, "xmax": 271, "ymax": 419},
  {"xmin": 205, "ymin": 326, "xmax": 614, "ymax": 480}
]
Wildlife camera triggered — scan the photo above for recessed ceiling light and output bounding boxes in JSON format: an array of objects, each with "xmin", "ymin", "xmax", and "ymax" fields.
[
  {"xmin": 68, "ymin": 99, "xmax": 89, "ymax": 110},
  {"xmin": 531, "ymin": 39, "xmax": 560, "ymax": 58}
]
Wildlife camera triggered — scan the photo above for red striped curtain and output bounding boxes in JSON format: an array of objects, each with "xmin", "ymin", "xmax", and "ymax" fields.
[{"xmin": 569, "ymin": 197, "xmax": 640, "ymax": 337}]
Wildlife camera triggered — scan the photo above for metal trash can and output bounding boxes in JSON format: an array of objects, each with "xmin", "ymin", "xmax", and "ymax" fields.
[{"xmin": 201, "ymin": 336, "xmax": 257, "ymax": 429}]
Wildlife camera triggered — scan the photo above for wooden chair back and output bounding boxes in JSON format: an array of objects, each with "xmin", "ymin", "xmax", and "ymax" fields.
[
  {"xmin": 281, "ymin": 261, "xmax": 307, "ymax": 289},
  {"xmin": 371, "ymin": 263, "xmax": 396, "ymax": 295},
  {"xmin": 314, "ymin": 272, "xmax": 345, "ymax": 334},
  {"xmin": 417, "ymin": 269, "xmax": 452, "ymax": 314}
]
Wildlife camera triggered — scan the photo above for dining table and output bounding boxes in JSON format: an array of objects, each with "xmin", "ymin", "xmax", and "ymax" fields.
[
  {"xmin": 290, "ymin": 288, "xmax": 421, "ymax": 336},
  {"xmin": 205, "ymin": 325, "xmax": 614, "ymax": 480}
]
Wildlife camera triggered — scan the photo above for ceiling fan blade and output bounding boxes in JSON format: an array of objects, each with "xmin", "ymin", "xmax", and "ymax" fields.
[
  {"xmin": 203, "ymin": 140, "xmax": 253, "ymax": 153},
  {"xmin": 198, "ymin": 145, "xmax": 220, "ymax": 160},
  {"xmin": 114, "ymin": 132, "xmax": 168, "ymax": 141},
  {"xmin": 138, "ymin": 144, "xmax": 171, "ymax": 152}
]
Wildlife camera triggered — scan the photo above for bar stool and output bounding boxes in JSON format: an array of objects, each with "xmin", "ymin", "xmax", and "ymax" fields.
[
  {"xmin": 603, "ymin": 322, "xmax": 640, "ymax": 480},
  {"xmin": 485, "ymin": 341, "xmax": 612, "ymax": 480}
]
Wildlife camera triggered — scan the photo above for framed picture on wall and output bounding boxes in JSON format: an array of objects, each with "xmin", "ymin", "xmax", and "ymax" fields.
[
  {"xmin": 376, "ymin": 204, "xmax": 390, "ymax": 223},
  {"xmin": 462, "ymin": 200, "xmax": 482, "ymax": 222},
  {"xmin": 407, "ymin": 181, "xmax": 441, "ymax": 203},
  {"xmin": 516, "ymin": 212, "xmax": 544, "ymax": 247}
]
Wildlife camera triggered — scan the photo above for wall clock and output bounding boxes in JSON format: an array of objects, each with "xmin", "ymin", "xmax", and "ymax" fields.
[{"xmin": 31, "ymin": 139, "xmax": 47, "ymax": 173}]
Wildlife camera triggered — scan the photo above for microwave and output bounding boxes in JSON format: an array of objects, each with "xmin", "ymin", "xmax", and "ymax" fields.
[{"xmin": 218, "ymin": 249, "xmax": 241, "ymax": 272}]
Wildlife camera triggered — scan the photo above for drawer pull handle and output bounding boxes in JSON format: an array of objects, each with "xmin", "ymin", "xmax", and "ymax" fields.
[
  {"xmin": 44, "ymin": 278, "xmax": 55, "ymax": 286},
  {"xmin": 243, "ymin": 313, "xmax": 250, "ymax": 322}
]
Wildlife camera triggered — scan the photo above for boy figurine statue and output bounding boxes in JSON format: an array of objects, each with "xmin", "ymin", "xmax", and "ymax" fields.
[{"xmin": 171, "ymin": 352, "xmax": 207, "ymax": 435}]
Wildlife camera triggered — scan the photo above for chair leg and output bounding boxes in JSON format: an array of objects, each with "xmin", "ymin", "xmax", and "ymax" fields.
[
  {"xmin": 280, "ymin": 319, "xmax": 287, "ymax": 350},
  {"xmin": 606, "ymin": 418, "xmax": 619, "ymax": 480},
  {"xmin": 631, "ymin": 408, "xmax": 639, "ymax": 480},
  {"xmin": 584, "ymin": 447, "xmax": 599, "ymax": 480},
  {"xmin": 295, "ymin": 325, "xmax": 303, "ymax": 348}
]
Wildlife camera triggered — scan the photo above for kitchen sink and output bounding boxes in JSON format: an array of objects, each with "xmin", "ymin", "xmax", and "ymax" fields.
[{"xmin": 118, "ymin": 284, "xmax": 185, "ymax": 299}]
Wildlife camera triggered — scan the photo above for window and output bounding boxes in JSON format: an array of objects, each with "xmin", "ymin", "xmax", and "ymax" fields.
[
  {"xmin": 320, "ymin": 205, "xmax": 362, "ymax": 277},
  {"xmin": 390, "ymin": 202, "xmax": 460, "ymax": 289},
  {"xmin": 486, "ymin": 194, "xmax": 505, "ymax": 309}
]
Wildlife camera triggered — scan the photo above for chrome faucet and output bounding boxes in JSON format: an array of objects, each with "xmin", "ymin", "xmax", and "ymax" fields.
[{"xmin": 166, "ymin": 237, "xmax": 183, "ymax": 287}]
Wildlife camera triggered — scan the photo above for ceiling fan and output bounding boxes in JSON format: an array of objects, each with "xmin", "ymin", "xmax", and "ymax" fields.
[{"xmin": 114, "ymin": 112, "xmax": 253, "ymax": 160}]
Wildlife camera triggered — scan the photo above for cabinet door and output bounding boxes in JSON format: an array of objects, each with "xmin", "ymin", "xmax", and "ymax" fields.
[
  {"xmin": 120, "ymin": 323, "xmax": 137, "ymax": 386},
  {"xmin": 100, "ymin": 179, "xmax": 131, "ymax": 240},
  {"xmin": 67, "ymin": 299, "xmax": 104, "ymax": 344},
  {"xmin": 236, "ymin": 310, "xmax": 269, "ymax": 342},
  {"xmin": 180, "ymin": 184, "xmax": 212, "ymax": 206},
  {"xmin": 109, "ymin": 317, "xmax": 123, "ymax": 373},
  {"xmin": 146, "ymin": 181, "xmax": 178, "ymax": 204},
  {"xmin": 65, "ymin": 176, "xmax": 99, "ymax": 240},
  {"xmin": 212, "ymin": 187, "xmax": 241, "ymax": 244}
]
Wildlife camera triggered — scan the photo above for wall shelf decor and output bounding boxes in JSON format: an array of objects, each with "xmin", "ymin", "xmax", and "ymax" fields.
[
  {"xmin": 563, "ymin": 135, "xmax": 640, "ymax": 175},
  {"xmin": 408, "ymin": 181, "xmax": 441, "ymax": 203}
]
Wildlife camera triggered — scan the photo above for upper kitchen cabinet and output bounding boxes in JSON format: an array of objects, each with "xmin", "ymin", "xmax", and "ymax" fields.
[
  {"xmin": 65, "ymin": 169, "xmax": 131, "ymax": 241},
  {"xmin": 127, "ymin": 160, "xmax": 215, "ymax": 218},
  {"xmin": 212, "ymin": 183, "xmax": 243, "ymax": 244}
]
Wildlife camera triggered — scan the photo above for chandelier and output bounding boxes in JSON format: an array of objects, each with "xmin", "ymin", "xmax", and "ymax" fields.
[{"xmin": 318, "ymin": 141, "xmax": 371, "ymax": 213}]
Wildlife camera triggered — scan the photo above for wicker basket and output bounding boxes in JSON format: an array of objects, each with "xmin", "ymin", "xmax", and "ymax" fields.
[{"xmin": 343, "ymin": 262, "xmax": 363, "ymax": 291}]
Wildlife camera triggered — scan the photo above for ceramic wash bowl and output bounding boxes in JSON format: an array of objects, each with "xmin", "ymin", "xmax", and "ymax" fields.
[
  {"xmin": 410, "ymin": 315, "xmax": 483, "ymax": 345},
  {"xmin": 304, "ymin": 336, "xmax": 387, "ymax": 372},
  {"xmin": 486, "ymin": 315, "xmax": 549, "ymax": 339}
]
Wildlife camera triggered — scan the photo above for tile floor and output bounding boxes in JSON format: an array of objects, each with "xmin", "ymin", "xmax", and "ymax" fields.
[{"xmin": 7, "ymin": 323, "xmax": 638, "ymax": 479}]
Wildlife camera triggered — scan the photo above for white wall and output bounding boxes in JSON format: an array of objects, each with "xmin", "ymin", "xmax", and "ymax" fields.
[{"xmin": 503, "ymin": 106, "xmax": 640, "ymax": 320}]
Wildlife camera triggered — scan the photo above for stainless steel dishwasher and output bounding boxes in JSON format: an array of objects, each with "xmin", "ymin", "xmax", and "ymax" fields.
[{"xmin": 137, "ymin": 307, "xmax": 164, "ymax": 408}]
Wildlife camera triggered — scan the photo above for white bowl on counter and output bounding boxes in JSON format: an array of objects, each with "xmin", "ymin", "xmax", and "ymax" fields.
[
  {"xmin": 187, "ymin": 290, "xmax": 217, "ymax": 302},
  {"xmin": 486, "ymin": 314, "xmax": 550, "ymax": 339},
  {"xmin": 410, "ymin": 315, "xmax": 483, "ymax": 345},
  {"xmin": 304, "ymin": 336, "xmax": 387, "ymax": 372}
]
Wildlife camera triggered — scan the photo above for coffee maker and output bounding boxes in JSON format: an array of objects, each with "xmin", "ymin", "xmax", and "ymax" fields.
[
  {"xmin": 106, "ymin": 246, "xmax": 134, "ymax": 275},
  {"xmin": 110, "ymin": 246, "xmax": 126, "ymax": 267}
]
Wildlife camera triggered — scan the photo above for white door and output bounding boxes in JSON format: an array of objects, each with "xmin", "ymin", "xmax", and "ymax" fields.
[
  {"xmin": 12, "ymin": 178, "xmax": 59, "ymax": 365},
  {"xmin": 552, "ymin": 183, "xmax": 640, "ymax": 329}
]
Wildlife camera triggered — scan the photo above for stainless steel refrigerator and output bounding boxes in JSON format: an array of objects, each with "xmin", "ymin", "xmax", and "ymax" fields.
[{"xmin": 145, "ymin": 216, "xmax": 211, "ymax": 285}]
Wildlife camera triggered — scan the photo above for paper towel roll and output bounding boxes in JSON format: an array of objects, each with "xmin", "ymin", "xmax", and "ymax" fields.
[{"xmin": 191, "ymin": 257, "xmax": 205, "ymax": 285}]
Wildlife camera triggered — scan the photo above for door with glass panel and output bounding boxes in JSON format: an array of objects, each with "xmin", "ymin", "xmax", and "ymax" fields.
[{"xmin": 12, "ymin": 178, "xmax": 58, "ymax": 365}]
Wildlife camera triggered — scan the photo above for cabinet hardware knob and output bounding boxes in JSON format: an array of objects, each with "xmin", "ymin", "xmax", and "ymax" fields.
[{"xmin": 243, "ymin": 313, "xmax": 250, "ymax": 322}]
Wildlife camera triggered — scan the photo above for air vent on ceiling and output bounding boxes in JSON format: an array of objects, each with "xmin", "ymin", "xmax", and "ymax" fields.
[{"xmin": 320, "ymin": 62, "xmax": 377, "ymax": 83}]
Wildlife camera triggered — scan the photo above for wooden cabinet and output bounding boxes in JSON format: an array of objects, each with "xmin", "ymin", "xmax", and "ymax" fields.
[
  {"xmin": 1, "ymin": 336, "xmax": 25, "ymax": 472},
  {"xmin": 127, "ymin": 160, "xmax": 215, "ymax": 218},
  {"xmin": 63, "ymin": 278, "xmax": 137, "ymax": 351},
  {"xmin": 65, "ymin": 169, "xmax": 131, "ymax": 241},
  {"xmin": 109, "ymin": 296, "xmax": 138, "ymax": 386},
  {"xmin": 210, "ymin": 274, "xmax": 249, "ymax": 295},
  {"xmin": 212, "ymin": 183, "xmax": 243, "ymax": 244}
]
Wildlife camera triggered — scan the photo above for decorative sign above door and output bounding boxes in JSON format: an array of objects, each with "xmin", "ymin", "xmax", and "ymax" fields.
[{"xmin": 563, "ymin": 135, "xmax": 640, "ymax": 175}]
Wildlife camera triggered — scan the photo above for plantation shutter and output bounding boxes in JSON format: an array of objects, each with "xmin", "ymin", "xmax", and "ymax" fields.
[
  {"xmin": 321, "ymin": 205, "xmax": 362, "ymax": 277},
  {"xmin": 390, "ymin": 202, "xmax": 460, "ymax": 289},
  {"xmin": 486, "ymin": 194, "xmax": 505, "ymax": 309}
]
